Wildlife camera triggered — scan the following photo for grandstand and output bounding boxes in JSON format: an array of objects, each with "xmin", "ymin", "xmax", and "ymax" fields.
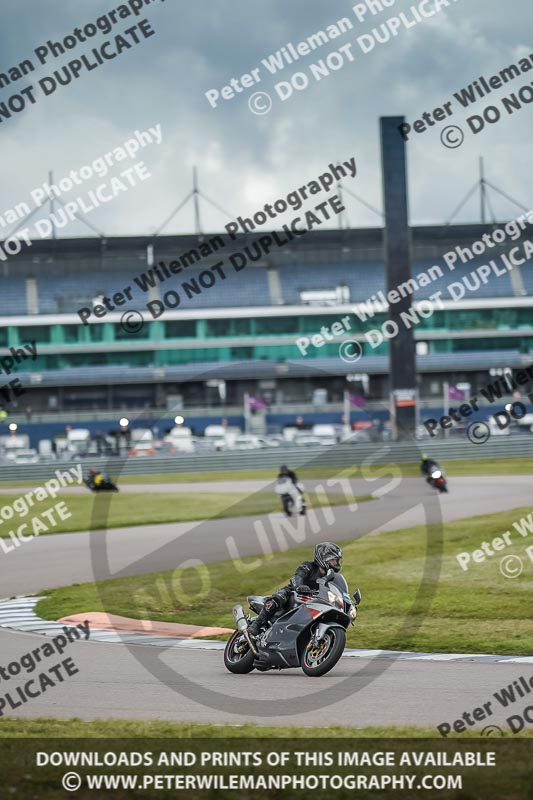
[{"xmin": 1, "ymin": 222, "xmax": 533, "ymax": 438}]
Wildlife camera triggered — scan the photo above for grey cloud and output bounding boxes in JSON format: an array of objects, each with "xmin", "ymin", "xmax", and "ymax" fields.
[{"xmin": 0, "ymin": 0, "xmax": 530, "ymax": 238}]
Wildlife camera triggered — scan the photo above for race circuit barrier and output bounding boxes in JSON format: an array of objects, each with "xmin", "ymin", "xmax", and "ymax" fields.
[{"xmin": 0, "ymin": 437, "xmax": 532, "ymax": 482}]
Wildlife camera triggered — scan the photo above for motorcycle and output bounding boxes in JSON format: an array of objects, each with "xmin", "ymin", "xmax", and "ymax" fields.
[
  {"xmin": 428, "ymin": 469, "xmax": 448, "ymax": 493},
  {"xmin": 224, "ymin": 570, "xmax": 362, "ymax": 677},
  {"xmin": 84, "ymin": 477, "xmax": 119, "ymax": 492},
  {"xmin": 275, "ymin": 477, "xmax": 306, "ymax": 516}
]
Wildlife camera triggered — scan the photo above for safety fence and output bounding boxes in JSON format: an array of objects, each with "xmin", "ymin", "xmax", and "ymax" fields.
[{"xmin": 0, "ymin": 437, "xmax": 530, "ymax": 482}]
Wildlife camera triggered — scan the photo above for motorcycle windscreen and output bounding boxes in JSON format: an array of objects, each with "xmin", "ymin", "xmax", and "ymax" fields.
[
  {"xmin": 329, "ymin": 573, "xmax": 349, "ymax": 594},
  {"xmin": 328, "ymin": 572, "xmax": 352, "ymax": 610}
]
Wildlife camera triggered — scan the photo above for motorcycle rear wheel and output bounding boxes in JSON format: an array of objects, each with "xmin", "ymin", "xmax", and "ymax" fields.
[
  {"xmin": 224, "ymin": 631, "xmax": 255, "ymax": 673},
  {"xmin": 301, "ymin": 626, "xmax": 346, "ymax": 677}
]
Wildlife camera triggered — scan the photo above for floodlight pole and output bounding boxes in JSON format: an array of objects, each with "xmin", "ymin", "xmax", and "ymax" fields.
[{"xmin": 380, "ymin": 117, "xmax": 416, "ymax": 441}]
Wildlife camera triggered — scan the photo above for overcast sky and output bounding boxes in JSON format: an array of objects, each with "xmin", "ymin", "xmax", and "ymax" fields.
[{"xmin": 0, "ymin": 0, "xmax": 531, "ymax": 238}]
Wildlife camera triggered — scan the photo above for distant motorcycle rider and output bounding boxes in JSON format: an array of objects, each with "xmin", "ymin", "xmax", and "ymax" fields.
[
  {"xmin": 420, "ymin": 454, "xmax": 440, "ymax": 477},
  {"xmin": 87, "ymin": 467, "xmax": 104, "ymax": 487},
  {"xmin": 278, "ymin": 464, "xmax": 298, "ymax": 485},
  {"xmin": 247, "ymin": 542, "xmax": 343, "ymax": 637},
  {"xmin": 278, "ymin": 464, "xmax": 303, "ymax": 497}
]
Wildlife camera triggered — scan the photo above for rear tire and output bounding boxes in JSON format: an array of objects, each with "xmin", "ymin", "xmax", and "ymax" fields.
[
  {"xmin": 224, "ymin": 631, "xmax": 255, "ymax": 674},
  {"xmin": 301, "ymin": 626, "xmax": 346, "ymax": 677}
]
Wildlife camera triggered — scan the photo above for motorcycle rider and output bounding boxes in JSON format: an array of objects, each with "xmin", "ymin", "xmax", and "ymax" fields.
[
  {"xmin": 87, "ymin": 467, "xmax": 104, "ymax": 488},
  {"xmin": 247, "ymin": 542, "xmax": 343, "ymax": 637},
  {"xmin": 278, "ymin": 463, "xmax": 304, "ymax": 496},
  {"xmin": 420, "ymin": 454, "xmax": 441, "ymax": 480},
  {"xmin": 277, "ymin": 464, "xmax": 306, "ymax": 516},
  {"xmin": 278, "ymin": 464, "xmax": 299, "ymax": 485}
]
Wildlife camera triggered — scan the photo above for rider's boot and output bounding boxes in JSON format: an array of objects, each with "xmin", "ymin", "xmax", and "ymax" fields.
[{"xmin": 247, "ymin": 597, "xmax": 279, "ymax": 637}]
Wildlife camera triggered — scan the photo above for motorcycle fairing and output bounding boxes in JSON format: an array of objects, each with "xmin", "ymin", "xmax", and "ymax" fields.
[{"xmin": 253, "ymin": 600, "xmax": 350, "ymax": 669}]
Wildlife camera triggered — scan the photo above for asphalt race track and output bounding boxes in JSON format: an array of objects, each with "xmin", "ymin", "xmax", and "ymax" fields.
[
  {"xmin": 0, "ymin": 477, "xmax": 406, "ymax": 495},
  {"xmin": 1, "ymin": 476, "xmax": 530, "ymax": 597},
  {"xmin": 0, "ymin": 474, "xmax": 531, "ymax": 729}
]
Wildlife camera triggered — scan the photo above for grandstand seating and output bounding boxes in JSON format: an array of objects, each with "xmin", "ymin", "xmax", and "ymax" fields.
[
  {"xmin": 411, "ymin": 259, "xmax": 515, "ymax": 299},
  {"xmin": 1, "ymin": 258, "xmax": 523, "ymax": 316},
  {"xmin": 1, "ymin": 276, "xmax": 26, "ymax": 314},
  {"xmin": 39, "ymin": 272, "xmax": 126, "ymax": 314},
  {"xmin": 0, "ymin": 263, "xmax": 272, "ymax": 314},
  {"xmin": 275, "ymin": 257, "xmax": 519, "ymax": 304},
  {"xmin": 0, "ymin": 232, "xmax": 529, "ymax": 316},
  {"xmin": 278, "ymin": 262, "xmax": 382, "ymax": 304},
  {"xmin": 175, "ymin": 266, "xmax": 271, "ymax": 307}
]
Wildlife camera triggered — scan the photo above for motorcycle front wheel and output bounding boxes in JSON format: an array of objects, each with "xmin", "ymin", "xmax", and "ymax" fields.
[
  {"xmin": 301, "ymin": 626, "xmax": 346, "ymax": 677},
  {"xmin": 224, "ymin": 631, "xmax": 255, "ymax": 674}
]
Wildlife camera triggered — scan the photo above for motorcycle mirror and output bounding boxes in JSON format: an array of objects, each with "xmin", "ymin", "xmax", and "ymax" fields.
[
  {"xmin": 325, "ymin": 568, "xmax": 335, "ymax": 581},
  {"xmin": 353, "ymin": 588, "xmax": 362, "ymax": 605}
]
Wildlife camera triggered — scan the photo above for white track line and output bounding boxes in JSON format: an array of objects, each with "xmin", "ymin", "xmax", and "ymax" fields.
[{"xmin": 2, "ymin": 597, "xmax": 532, "ymax": 663}]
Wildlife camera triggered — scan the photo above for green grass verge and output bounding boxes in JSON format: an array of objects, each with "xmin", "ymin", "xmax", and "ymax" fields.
[
  {"xmin": 36, "ymin": 506, "xmax": 533, "ymax": 655},
  {"xmin": 118, "ymin": 457, "xmax": 533, "ymax": 483},
  {"xmin": 1, "ymin": 456, "xmax": 531, "ymax": 492},
  {"xmin": 2, "ymin": 718, "xmax": 528, "ymax": 738},
  {"xmin": 0, "ymin": 491, "xmax": 368, "ymax": 537}
]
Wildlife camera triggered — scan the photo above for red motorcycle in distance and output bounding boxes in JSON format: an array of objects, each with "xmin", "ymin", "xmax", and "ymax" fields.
[{"xmin": 428, "ymin": 469, "xmax": 448, "ymax": 493}]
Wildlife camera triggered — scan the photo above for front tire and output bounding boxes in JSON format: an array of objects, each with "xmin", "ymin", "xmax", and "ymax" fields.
[
  {"xmin": 224, "ymin": 631, "xmax": 255, "ymax": 674},
  {"xmin": 301, "ymin": 626, "xmax": 346, "ymax": 677}
]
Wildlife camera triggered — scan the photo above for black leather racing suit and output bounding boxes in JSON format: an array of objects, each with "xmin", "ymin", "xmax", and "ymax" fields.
[
  {"xmin": 249, "ymin": 561, "xmax": 324, "ymax": 634},
  {"xmin": 278, "ymin": 469, "xmax": 302, "ymax": 494},
  {"xmin": 421, "ymin": 459, "xmax": 439, "ymax": 477},
  {"xmin": 278, "ymin": 560, "xmax": 323, "ymax": 601}
]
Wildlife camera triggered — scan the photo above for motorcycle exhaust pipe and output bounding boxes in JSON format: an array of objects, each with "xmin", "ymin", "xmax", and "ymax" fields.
[
  {"xmin": 233, "ymin": 604, "xmax": 248, "ymax": 631},
  {"xmin": 232, "ymin": 604, "xmax": 258, "ymax": 654}
]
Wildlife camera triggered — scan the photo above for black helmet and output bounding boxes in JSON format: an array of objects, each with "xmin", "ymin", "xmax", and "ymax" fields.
[
  {"xmin": 314, "ymin": 542, "xmax": 343, "ymax": 572},
  {"xmin": 280, "ymin": 464, "xmax": 288, "ymax": 472}
]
